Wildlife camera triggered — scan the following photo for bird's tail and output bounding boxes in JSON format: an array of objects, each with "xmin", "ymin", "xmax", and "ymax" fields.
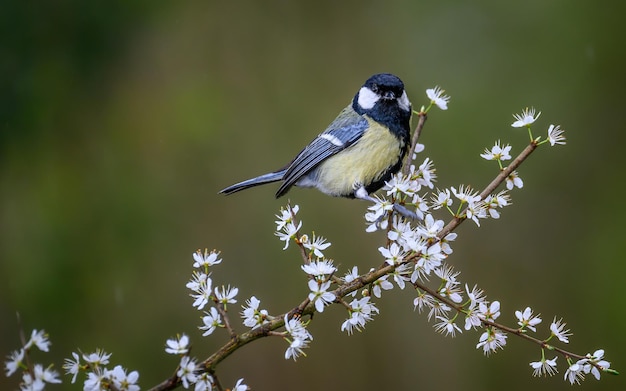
[{"xmin": 219, "ymin": 170, "xmax": 286, "ymax": 195}]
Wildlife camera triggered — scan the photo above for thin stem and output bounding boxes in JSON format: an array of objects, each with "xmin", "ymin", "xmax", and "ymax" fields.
[
  {"xmin": 413, "ymin": 274, "xmax": 606, "ymax": 371},
  {"xmin": 215, "ymin": 302, "xmax": 236, "ymax": 339},
  {"xmin": 403, "ymin": 111, "xmax": 428, "ymax": 175},
  {"xmin": 438, "ymin": 140, "xmax": 538, "ymax": 240}
]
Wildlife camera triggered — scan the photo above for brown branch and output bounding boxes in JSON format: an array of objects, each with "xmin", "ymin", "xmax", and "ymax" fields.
[
  {"xmin": 414, "ymin": 270, "xmax": 605, "ymax": 370},
  {"xmin": 147, "ymin": 112, "xmax": 558, "ymax": 391},
  {"xmin": 438, "ymin": 140, "xmax": 538, "ymax": 239},
  {"xmin": 215, "ymin": 301, "xmax": 236, "ymax": 340}
]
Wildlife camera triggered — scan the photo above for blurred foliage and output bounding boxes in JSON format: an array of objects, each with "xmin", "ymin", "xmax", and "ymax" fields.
[{"xmin": 1, "ymin": 1, "xmax": 624, "ymax": 390}]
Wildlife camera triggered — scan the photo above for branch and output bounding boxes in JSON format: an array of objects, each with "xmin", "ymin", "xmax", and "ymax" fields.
[{"xmin": 438, "ymin": 140, "xmax": 538, "ymax": 239}]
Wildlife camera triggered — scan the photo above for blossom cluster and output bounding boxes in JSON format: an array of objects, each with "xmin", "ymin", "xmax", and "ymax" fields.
[
  {"xmin": 283, "ymin": 315, "xmax": 314, "ymax": 361},
  {"xmin": 5, "ymin": 88, "xmax": 613, "ymax": 390},
  {"xmin": 63, "ymin": 349, "xmax": 139, "ymax": 391},
  {"xmin": 269, "ymin": 96, "xmax": 613, "ymax": 383},
  {"xmin": 164, "ymin": 334, "xmax": 248, "ymax": 390},
  {"xmin": 4, "ymin": 329, "xmax": 61, "ymax": 391},
  {"xmin": 179, "ymin": 249, "xmax": 253, "ymax": 389}
]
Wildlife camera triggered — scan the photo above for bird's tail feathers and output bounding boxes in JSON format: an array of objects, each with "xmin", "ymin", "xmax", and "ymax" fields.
[{"xmin": 219, "ymin": 170, "xmax": 285, "ymax": 195}]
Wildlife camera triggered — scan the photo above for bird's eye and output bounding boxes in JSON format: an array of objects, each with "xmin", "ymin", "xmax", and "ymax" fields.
[{"xmin": 370, "ymin": 84, "xmax": 379, "ymax": 94}]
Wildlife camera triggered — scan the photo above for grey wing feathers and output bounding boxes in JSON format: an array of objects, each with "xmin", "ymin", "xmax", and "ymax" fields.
[{"xmin": 276, "ymin": 109, "xmax": 368, "ymax": 197}]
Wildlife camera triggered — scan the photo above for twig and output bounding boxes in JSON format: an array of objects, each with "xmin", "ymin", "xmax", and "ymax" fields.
[
  {"xmin": 403, "ymin": 111, "xmax": 428, "ymax": 175},
  {"xmin": 438, "ymin": 140, "xmax": 538, "ymax": 239}
]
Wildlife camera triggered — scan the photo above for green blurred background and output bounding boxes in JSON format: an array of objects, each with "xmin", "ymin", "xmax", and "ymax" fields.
[{"xmin": 1, "ymin": 1, "xmax": 624, "ymax": 390}]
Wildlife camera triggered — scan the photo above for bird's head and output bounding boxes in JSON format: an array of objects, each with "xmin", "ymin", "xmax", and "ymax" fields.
[{"xmin": 353, "ymin": 73, "xmax": 411, "ymax": 115}]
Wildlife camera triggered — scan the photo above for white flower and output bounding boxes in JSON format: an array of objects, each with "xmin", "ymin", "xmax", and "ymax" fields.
[
  {"xmin": 285, "ymin": 337, "xmax": 307, "ymax": 361},
  {"xmin": 241, "ymin": 296, "xmax": 269, "ymax": 329},
  {"xmin": 25, "ymin": 329, "xmax": 51, "ymax": 352},
  {"xmin": 412, "ymin": 143, "xmax": 425, "ymax": 160},
  {"xmin": 385, "ymin": 172, "xmax": 415, "ymax": 197},
  {"xmin": 199, "ymin": 307, "xmax": 223, "ymax": 336},
  {"xmin": 82, "ymin": 349, "xmax": 111, "ymax": 366},
  {"xmin": 550, "ymin": 317, "xmax": 571, "ymax": 343},
  {"xmin": 435, "ymin": 316, "xmax": 462, "ymax": 337},
  {"xmin": 342, "ymin": 266, "xmax": 359, "ymax": 284},
  {"xmin": 480, "ymin": 141, "xmax": 512, "ymax": 161},
  {"xmin": 464, "ymin": 309, "xmax": 482, "ymax": 331},
  {"xmin": 177, "ymin": 356, "xmax": 198, "ymax": 389},
  {"xmin": 284, "ymin": 314, "xmax": 312, "ymax": 341},
  {"xmin": 415, "ymin": 242, "xmax": 445, "ymax": 276},
  {"xmin": 165, "ymin": 334, "xmax": 190, "ymax": 355},
  {"xmin": 387, "ymin": 215, "xmax": 414, "ymax": 246},
  {"xmin": 193, "ymin": 249, "xmax": 222, "ymax": 268},
  {"xmin": 465, "ymin": 284, "xmax": 486, "ymax": 310},
  {"xmin": 63, "ymin": 352, "xmax": 81, "ymax": 383},
  {"xmin": 412, "ymin": 193, "xmax": 430, "ymax": 220},
  {"xmin": 195, "ymin": 373, "xmax": 215, "ymax": 391},
  {"xmin": 372, "ymin": 275, "xmax": 394, "ymax": 298},
  {"xmin": 431, "ymin": 188, "xmax": 452, "ymax": 210},
  {"xmin": 416, "ymin": 158, "xmax": 437, "ymax": 189},
  {"xmin": 476, "ymin": 327, "xmax": 507, "ymax": 355},
  {"xmin": 583, "ymin": 349, "xmax": 611, "ymax": 380},
  {"xmin": 284, "ymin": 315, "xmax": 313, "ymax": 361},
  {"xmin": 33, "ymin": 364, "xmax": 62, "ymax": 385},
  {"xmin": 426, "ymin": 300, "xmax": 451, "ymax": 322},
  {"xmin": 366, "ymin": 195, "xmax": 394, "ymax": 220},
  {"xmin": 341, "ymin": 297, "xmax": 379, "ymax": 335},
  {"xmin": 512, "ymin": 107, "xmax": 541, "ymax": 127},
  {"xmin": 451, "ymin": 185, "xmax": 481, "ymax": 205},
  {"xmin": 84, "ymin": 369, "xmax": 106, "ymax": 391},
  {"xmin": 426, "ymin": 86, "xmax": 450, "ymax": 110},
  {"xmin": 233, "ymin": 378, "xmax": 249, "ymax": 391},
  {"xmin": 440, "ymin": 232, "xmax": 457, "ymax": 255},
  {"xmin": 20, "ymin": 371, "xmax": 39, "ymax": 391},
  {"xmin": 547, "ymin": 124, "xmax": 566, "ymax": 146},
  {"xmin": 301, "ymin": 259, "xmax": 336, "ymax": 278},
  {"xmin": 564, "ymin": 361, "xmax": 585, "ymax": 384},
  {"xmin": 4, "ymin": 348, "xmax": 24, "ymax": 377},
  {"xmin": 301, "ymin": 234, "xmax": 331, "ymax": 258},
  {"xmin": 478, "ymin": 300, "xmax": 501, "ymax": 321},
  {"xmin": 506, "ymin": 171, "xmax": 524, "ymax": 190},
  {"xmin": 417, "ymin": 214, "xmax": 444, "ymax": 239},
  {"xmin": 485, "ymin": 191, "xmax": 511, "ymax": 219},
  {"xmin": 187, "ymin": 271, "xmax": 213, "ymax": 310},
  {"xmin": 275, "ymin": 221, "xmax": 302, "ymax": 250},
  {"xmin": 109, "ymin": 365, "xmax": 140, "ymax": 391},
  {"xmin": 389, "ymin": 264, "xmax": 411, "ymax": 289},
  {"xmin": 436, "ymin": 267, "xmax": 463, "ymax": 303},
  {"xmin": 515, "ymin": 307, "xmax": 542, "ymax": 332},
  {"xmin": 530, "ymin": 356, "xmax": 558, "ymax": 377},
  {"xmin": 215, "ymin": 285, "xmax": 238, "ymax": 306},
  {"xmin": 341, "ymin": 266, "xmax": 359, "ymax": 297},
  {"xmin": 274, "ymin": 204, "xmax": 299, "ymax": 231},
  {"xmin": 378, "ymin": 242, "xmax": 405, "ymax": 265},
  {"xmin": 307, "ymin": 280, "xmax": 336, "ymax": 312},
  {"xmin": 413, "ymin": 290, "xmax": 435, "ymax": 314}
]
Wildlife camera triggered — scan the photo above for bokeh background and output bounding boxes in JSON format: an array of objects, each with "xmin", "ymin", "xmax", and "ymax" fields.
[{"xmin": 1, "ymin": 1, "xmax": 624, "ymax": 390}]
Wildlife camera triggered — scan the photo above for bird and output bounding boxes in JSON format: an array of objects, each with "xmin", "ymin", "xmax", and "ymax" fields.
[{"xmin": 220, "ymin": 73, "xmax": 414, "ymax": 215}]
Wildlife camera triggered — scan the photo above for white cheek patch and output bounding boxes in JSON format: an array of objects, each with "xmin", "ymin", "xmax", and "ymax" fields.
[
  {"xmin": 357, "ymin": 87, "xmax": 380, "ymax": 110},
  {"xmin": 397, "ymin": 90, "xmax": 411, "ymax": 112},
  {"xmin": 319, "ymin": 133, "xmax": 344, "ymax": 147}
]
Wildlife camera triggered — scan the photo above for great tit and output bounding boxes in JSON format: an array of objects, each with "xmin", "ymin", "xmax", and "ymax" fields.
[{"xmin": 220, "ymin": 73, "xmax": 412, "ymax": 212}]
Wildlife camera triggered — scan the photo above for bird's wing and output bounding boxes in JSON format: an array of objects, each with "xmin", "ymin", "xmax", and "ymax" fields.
[{"xmin": 276, "ymin": 106, "xmax": 368, "ymax": 197}]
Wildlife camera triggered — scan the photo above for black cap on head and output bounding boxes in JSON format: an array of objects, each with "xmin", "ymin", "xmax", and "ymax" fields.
[{"xmin": 363, "ymin": 73, "xmax": 405, "ymax": 99}]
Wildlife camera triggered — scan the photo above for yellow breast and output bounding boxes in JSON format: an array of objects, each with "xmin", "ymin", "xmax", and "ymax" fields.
[{"xmin": 314, "ymin": 117, "xmax": 403, "ymax": 196}]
